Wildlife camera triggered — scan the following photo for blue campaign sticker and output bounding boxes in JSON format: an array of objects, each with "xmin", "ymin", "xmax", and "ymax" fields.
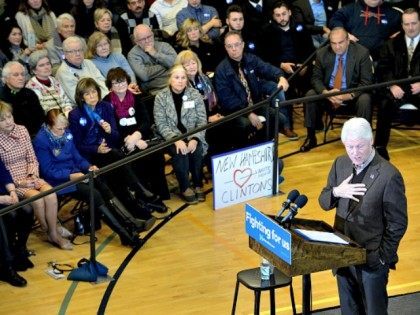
[
  {"xmin": 296, "ymin": 24, "xmax": 303, "ymax": 32},
  {"xmin": 79, "ymin": 117, "xmax": 87, "ymax": 126},
  {"xmin": 245, "ymin": 204, "xmax": 292, "ymax": 265},
  {"xmin": 248, "ymin": 42, "xmax": 255, "ymax": 50},
  {"xmin": 381, "ymin": 19, "xmax": 388, "ymax": 24}
]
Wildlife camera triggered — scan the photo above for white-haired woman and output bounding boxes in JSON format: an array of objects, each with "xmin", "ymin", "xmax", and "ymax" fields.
[{"xmin": 26, "ymin": 50, "xmax": 74, "ymax": 116}]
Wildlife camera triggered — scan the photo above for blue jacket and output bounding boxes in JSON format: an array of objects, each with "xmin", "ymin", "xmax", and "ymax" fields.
[
  {"xmin": 0, "ymin": 159, "xmax": 13, "ymax": 195},
  {"xmin": 329, "ymin": 1, "xmax": 401, "ymax": 59},
  {"xmin": 68, "ymin": 101, "xmax": 120, "ymax": 161},
  {"xmin": 214, "ymin": 53, "xmax": 283, "ymax": 115},
  {"xmin": 33, "ymin": 125, "xmax": 91, "ymax": 194}
]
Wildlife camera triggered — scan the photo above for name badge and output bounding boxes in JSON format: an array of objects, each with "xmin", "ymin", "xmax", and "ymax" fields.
[
  {"xmin": 119, "ymin": 117, "xmax": 137, "ymax": 126},
  {"xmin": 183, "ymin": 100, "xmax": 195, "ymax": 109}
]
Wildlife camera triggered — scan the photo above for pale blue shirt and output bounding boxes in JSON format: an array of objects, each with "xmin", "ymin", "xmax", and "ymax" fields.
[
  {"xmin": 310, "ymin": 0, "xmax": 327, "ymax": 27},
  {"xmin": 329, "ymin": 51, "xmax": 348, "ymax": 90}
]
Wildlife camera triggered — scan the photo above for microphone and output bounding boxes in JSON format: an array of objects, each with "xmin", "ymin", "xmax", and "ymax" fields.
[
  {"xmin": 280, "ymin": 194, "xmax": 308, "ymax": 224},
  {"xmin": 275, "ymin": 189, "xmax": 300, "ymax": 219}
]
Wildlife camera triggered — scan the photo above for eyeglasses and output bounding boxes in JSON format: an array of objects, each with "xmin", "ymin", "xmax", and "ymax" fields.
[
  {"xmin": 225, "ymin": 42, "xmax": 243, "ymax": 50},
  {"xmin": 65, "ymin": 49, "xmax": 83, "ymax": 55},
  {"xmin": 135, "ymin": 34, "xmax": 153, "ymax": 43}
]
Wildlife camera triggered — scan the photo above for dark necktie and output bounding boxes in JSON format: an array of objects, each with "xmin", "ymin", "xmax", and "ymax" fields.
[
  {"xmin": 408, "ymin": 38, "xmax": 415, "ymax": 70},
  {"xmin": 238, "ymin": 67, "xmax": 253, "ymax": 106},
  {"xmin": 255, "ymin": 4, "xmax": 263, "ymax": 13},
  {"xmin": 333, "ymin": 56, "xmax": 343, "ymax": 90}
]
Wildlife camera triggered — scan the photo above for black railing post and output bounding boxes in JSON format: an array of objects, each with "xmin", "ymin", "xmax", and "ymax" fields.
[
  {"xmin": 88, "ymin": 170, "xmax": 96, "ymax": 263},
  {"xmin": 272, "ymin": 99, "xmax": 280, "ymax": 196}
]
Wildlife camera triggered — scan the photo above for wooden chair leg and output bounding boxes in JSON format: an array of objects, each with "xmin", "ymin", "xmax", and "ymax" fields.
[{"xmin": 231, "ymin": 280, "xmax": 240, "ymax": 315}]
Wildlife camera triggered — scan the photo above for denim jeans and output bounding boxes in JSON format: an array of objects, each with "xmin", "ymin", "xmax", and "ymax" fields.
[{"xmin": 168, "ymin": 141, "xmax": 204, "ymax": 193}]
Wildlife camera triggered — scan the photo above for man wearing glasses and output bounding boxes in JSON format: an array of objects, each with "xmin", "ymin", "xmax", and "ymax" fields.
[
  {"xmin": 56, "ymin": 36, "xmax": 109, "ymax": 104},
  {"xmin": 128, "ymin": 24, "xmax": 177, "ymax": 95},
  {"xmin": 214, "ymin": 31, "xmax": 292, "ymax": 149}
]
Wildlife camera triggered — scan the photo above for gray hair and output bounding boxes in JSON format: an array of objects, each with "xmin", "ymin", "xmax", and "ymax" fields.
[
  {"xmin": 341, "ymin": 117, "xmax": 373, "ymax": 142},
  {"xmin": 28, "ymin": 49, "xmax": 49, "ymax": 71},
  {"xmin": 62, "ymin": 36, "xmax": 86, "ymax": 52},
  {"xmin": 56, "ymin": 13, "xmax": 75, "ymax": 29},
  {"xmin": 1, "ymin": 61, "xmax": 25, "ymax": 81}
]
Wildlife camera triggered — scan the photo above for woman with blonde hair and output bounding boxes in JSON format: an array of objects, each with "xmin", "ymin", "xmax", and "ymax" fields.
[
  {"xmin": 86, "ymin": 31, "xmax": 139, "ymax": 94},
  {"xmin": 175, "ymin": 50, "xmax": 230, "ymax": 170},
  {"xmin": 93, "ymin": 8, "xmax": 131, "ymax": 55},
  {"xmin": 175, "ymin": 18, "xmax": 222, "ymax": 73},
  {"xmin": 153, "ymin": 65, "xmax": 207, "ymax": 204},
  {"xmin": 0, "ymin": 101, "xmax": 72, "ymax": 250}
]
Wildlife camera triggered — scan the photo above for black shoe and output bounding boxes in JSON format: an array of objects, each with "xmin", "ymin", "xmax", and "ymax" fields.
[
  {"xmin": 120, "ymin": 235, "xmax": 142, "ymax": 248},
  {"xmin": 146, "ymin": 200, "xmax": 168, "ymax": 213},
  {"xmin": 13, "ymin": 256, "xmax": 34, "ymax": 272},
  {"xmin": 300, "ymin": 137, "xmax": 317, "ymax": 152},
  {"xmin": 0, "ymin": 267, "xmax": 27, "ymax": 287}
]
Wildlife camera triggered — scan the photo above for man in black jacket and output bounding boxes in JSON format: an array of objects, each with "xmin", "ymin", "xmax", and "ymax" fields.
[{"xmin": 375, "ymin": 8, "xmax": 420, "ymax": 160}]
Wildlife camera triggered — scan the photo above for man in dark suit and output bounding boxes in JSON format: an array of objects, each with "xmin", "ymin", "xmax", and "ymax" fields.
[
  {"xmin": 375, "ymin": 8, "xmax": 420, "ymax": 161},
  {"xmin": 319, "ymin": 117, "xmax": 408, "ymax": 315},
  {"xmin": 300, "ymin": 27, "xmax": 373, "ymax": 152},
  {"xmin": 292, "ymin": 0, "xmax": 336, "ymax": 48}
]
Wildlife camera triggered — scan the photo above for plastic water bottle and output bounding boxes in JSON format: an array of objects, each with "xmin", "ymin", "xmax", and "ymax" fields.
[{"xmin": 260, "ymin": 258, "xmax": 273, "ymax": 281}]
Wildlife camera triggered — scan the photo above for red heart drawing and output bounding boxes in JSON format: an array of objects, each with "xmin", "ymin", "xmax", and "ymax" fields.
[{"xmin": 233, "ymin": 168, "xmax": 253, "ymax": 188}]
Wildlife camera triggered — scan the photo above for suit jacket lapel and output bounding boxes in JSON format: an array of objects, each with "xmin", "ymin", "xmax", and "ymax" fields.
[{"xmin": 363, "ymin": 154, "xmax": 381, "ymax": 192}]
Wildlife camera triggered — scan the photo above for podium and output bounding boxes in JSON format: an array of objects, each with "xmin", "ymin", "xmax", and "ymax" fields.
[{"xmin": 249, "ymin": 216, "xmax": 366, "ymax": 314}]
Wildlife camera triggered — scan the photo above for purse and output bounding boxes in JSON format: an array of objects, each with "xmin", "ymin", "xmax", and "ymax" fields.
[{"xmin": 67, "ymin": 258, "xmax": 108, "ymax": 282}]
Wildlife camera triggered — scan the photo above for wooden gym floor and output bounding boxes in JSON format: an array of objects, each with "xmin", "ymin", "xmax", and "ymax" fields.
[{"xmin": 1, "ymin": 108, "xmax": 419, "ymax": 315}]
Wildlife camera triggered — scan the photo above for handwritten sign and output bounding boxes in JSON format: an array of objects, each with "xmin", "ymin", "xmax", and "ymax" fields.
[
  {"xmin": 245, "ymin": 204, "xmax": 292, "ymax": 265},
  {"xmin": 212, "ymin": 142, "xmax": 275, "ymax": 210}
]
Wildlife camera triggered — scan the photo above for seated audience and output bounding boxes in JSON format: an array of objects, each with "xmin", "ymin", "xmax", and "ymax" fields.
[
  {"xmin": 87, "ymin": 31, "xmax": 140, "ymax": 93},
  {"xmin": 71, "ymin": 0, "xmax": 105, "ymax": 39},
  {"xmin": 0, "ymin": 61, "xmax": 44, "ymax": 136},
  {"xmin": 93, "ymin": 8, "xmax": 131, "ymax": 56},
  {"xmin": 104, "ymin": 67, "xmax": 170, "ymax": 201},
  {"xmin": 15, "ymin": 0, "xmax": 57, "ymax": 50},
  {"xmin": 26, "ymin": 50, "xmax": 74, "ymax": 116},
  {"xmin": 33, "ymin": 109, "xmax": 145, "ymax": 246},
  {"xmin": 214, "ymin": 31, "xmax": 293, "ymax": 147},
  {"xmin": 300, "ymin": 27, "xmax": 373, "ymax": 152},
  {"xmin": 128, "ymin": 24, "xmax": 177, "ymax": 95},
  {"xmin": 150, "ymin": 0, "xmax": 188, "ymax": 36},
  {"xmin": 375, "ymin": 8, "xmax": 420, "ymax": 161},
  {"xmin": 45, "ymin": 13, "xmax": 79, "ymax": 74},
  {"xmin": 176, "ymin": 0, "xmax": 222, "ymax": 40},
  {"xmin": 175, "ymin": 18, "xmax": 223, "ymax": 73},
  {"xmin": 0, "ymin": 158, "xmax": 32, "ymax": 287},
  {"xmin": 55, "ymin": 36, "xmax": 108, "ymax": 104},
  {"xmin": 175, "ymin": 50, "xmax": 230, "ymax": 167},
  {"xmin": 68, "ymin": 78, "xmax": 158, "ymax": 224},
  {"xmin": 154, "ymin": 65, "xmax": 207, "ymax": 204},
  {"xmin": 0, "ymin": 101, "xmax": 72, "ymax": 250}
]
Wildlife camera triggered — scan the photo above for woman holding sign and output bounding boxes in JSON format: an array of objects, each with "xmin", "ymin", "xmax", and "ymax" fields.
[{"xmin": 154, "ymin": 65, "xmax": 207, "ymax": 204}]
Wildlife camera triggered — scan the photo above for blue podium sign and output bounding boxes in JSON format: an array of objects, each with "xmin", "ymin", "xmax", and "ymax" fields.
[{"xmin": 245, "ymin": 204, "xmax": 292, "ymax": 265}]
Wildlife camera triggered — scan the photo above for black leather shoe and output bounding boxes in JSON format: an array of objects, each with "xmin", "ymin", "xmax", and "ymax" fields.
[
  {"xmin": 0, "ymin": 267, "xmax": 27, "ymax": 287},
  {"xmin": 300, "ymin": 137, "xmax": 317, "ymax": 152},
  {"xmin": 13, "ymin": 256, "xmax": 34, "ymax": 272}
]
